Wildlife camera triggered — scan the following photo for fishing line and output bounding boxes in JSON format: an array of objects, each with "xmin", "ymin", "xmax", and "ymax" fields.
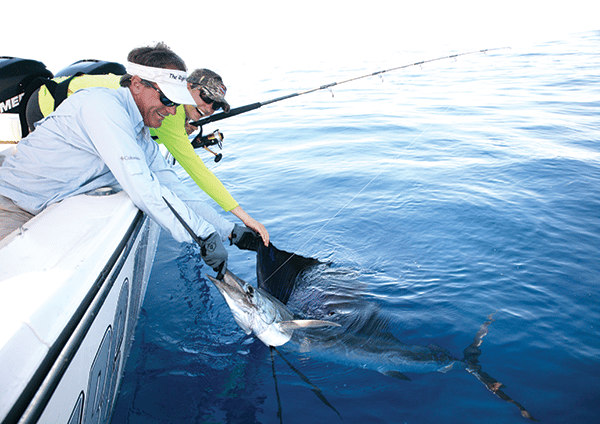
[
  {"xmin": 261, "ymin": 110, "xmax": 448, "ymax": 286},
  {"xmin": 189, "ymin": 47, "xmax": 510, "ymax": 131},
  {"xmin": 251, "ymin": 47, "xmax": 510, "ymax": 285},
  {"xmin": 270, "ymin": 347, "xmax": 284, "ymax": 424},
  {"xmin": 271, "ymin": 347, "xmax": 342, "ymax": 419}
]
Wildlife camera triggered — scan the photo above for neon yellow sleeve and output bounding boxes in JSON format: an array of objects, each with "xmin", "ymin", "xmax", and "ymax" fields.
[{"xmin": 151, "ymin": 107, "xmax": 239, "ymax": 212}]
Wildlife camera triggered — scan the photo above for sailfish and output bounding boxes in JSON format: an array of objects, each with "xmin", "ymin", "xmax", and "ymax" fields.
[
  {"xmin": 163, "ymin": 197, "xmax": 535, "ymax": 420},
  {"xmin": 207, "ymin": 242, "xmax": 537, "ymax": 421}
]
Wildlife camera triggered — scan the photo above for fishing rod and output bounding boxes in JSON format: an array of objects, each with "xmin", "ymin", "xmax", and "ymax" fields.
[
  {"xmin": 163, "ymin": 196, "xmax": 225, "ymax": 280},
  {"xmin": 189, "ymin": 47, "xmax": 509, "ymax": 133},
  {"xmin": 255, "ymin": 47, "xmax": 512, "ymax": 285}
]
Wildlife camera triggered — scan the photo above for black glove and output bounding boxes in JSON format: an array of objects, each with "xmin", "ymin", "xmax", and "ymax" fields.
[
  {"xmin": 230, "ymin": 224, "xmax": 261, "ymax": 251},
  {"xmin": 199, "ymin": 232, "xmax": 228, "ymax": 274}
]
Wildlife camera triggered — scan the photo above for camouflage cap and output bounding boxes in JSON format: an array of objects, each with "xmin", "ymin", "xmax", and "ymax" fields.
[{"xmin": 188, "ymin": 68, "xmax": 231, "ymax": 113}]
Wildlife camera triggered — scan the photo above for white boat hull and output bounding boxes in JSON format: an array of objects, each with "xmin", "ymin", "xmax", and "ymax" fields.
[{"xmin": 0, "ymin": 171, "xmax": 160, "ymax": 423}]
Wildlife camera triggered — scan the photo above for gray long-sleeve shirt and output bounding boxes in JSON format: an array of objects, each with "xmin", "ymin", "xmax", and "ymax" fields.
[{"xmin": 0, "ymin": 86, "xmax": 233, "ymax": 243}]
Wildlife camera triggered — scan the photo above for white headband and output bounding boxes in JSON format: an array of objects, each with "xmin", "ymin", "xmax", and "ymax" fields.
[{"xmin": 126, "ymin": 62, "xmax": 195, "ymax": 106}]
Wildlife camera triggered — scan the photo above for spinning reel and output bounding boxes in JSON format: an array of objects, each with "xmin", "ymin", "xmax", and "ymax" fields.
[{"xmin": 191, "ymin": 128, "xmax": 224, "ymax": 162}]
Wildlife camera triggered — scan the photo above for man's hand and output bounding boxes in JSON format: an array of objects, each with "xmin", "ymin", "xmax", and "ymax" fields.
[
  {"xmin": 200, "ymin": 232, "xmax": 228, "ymax": 273},
  {"xmin": 230, "ymin": 224, "xmax": 262, "ymax": 251}
]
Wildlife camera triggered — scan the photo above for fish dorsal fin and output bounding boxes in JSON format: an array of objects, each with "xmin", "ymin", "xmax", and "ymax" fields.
[
  {"xmin": 279, "ymin": 320, "xmax": 341, "ymax": 330},
  {"xmin": 257, "ymin": 243, "xmax": 320, "ymax": 304}
]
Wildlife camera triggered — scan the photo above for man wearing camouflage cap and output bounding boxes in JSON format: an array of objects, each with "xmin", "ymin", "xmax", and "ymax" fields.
[
  {"xmin": 152, "ymin": 68, "xmax": 269, "ymax": 248},
  {"xmin": 18, "ymin": 64, "xmax": 270, "ymax": 249},
  {"xmin": 187, "ymin": 69, "xmax": 231, "ymax": 116}
]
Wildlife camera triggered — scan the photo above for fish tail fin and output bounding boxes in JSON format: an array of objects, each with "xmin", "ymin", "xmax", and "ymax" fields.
[{"xmin": 462, "ymin": 313, "xmax": 537, "ymax": 422}]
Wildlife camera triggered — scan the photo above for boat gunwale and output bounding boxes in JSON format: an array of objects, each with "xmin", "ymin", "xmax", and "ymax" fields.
[{"xmin": 1, "ymin": 209, "xmax": 146, "ymax": 424}]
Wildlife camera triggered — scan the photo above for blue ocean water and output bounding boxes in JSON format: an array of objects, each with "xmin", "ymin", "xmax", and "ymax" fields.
[{"xmin": 111, "ymin": 31, "xmax": 600, "ymax": 424}]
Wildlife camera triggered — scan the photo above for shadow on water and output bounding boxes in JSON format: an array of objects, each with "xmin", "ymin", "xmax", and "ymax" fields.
[{"xmin": 251, "ymin": 242, "xmax": 537, "ymax": 421}]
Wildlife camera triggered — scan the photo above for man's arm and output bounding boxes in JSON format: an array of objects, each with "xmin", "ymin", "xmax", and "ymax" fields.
[
  {"xmin": 151, "ymin": 110, "xmax": 240, "ymax": 211},
  {"xmin": 78, "ymin": 90, "xmax": 216, "ymax": 243}
]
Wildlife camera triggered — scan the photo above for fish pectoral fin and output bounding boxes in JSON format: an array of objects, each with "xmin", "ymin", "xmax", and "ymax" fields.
[
  {"xmin": 279, "ymin": 319, "xmax": 342, "ymax": 330},
  {"xmin": 383, "ymin": 370, "xmax": 412, "ymax": 381}
]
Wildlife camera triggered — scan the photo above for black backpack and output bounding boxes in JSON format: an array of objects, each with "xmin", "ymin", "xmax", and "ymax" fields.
[{"xmin": 1, "ymin": 57, "xmax": 126, "ymax": 137}]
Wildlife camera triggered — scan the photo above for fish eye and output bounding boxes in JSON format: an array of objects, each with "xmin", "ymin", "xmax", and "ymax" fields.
[{"xmin": 246, "ymin": 285, "xmax": 254, "ymax": 297}]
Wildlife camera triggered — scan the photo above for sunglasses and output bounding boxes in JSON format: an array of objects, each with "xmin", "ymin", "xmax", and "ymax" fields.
[
  {"xmin": 141, "ymin": 80, "xmax": 179, "ymax": 107},
  {"xmin": 198, "ymin": 88, "xmax": 223, "ymax": 111}
]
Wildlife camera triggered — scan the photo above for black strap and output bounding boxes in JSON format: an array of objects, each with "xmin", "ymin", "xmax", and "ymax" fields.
[
  {"xmin": 18, "ymin": 77, "xmax": 58, "ymax": 138},
  {"xmin": 52, "ymin": 72, "xmax": 84, "ymax": 109},
  {"xmin": 18, "ymin": 72, "xmax": 85, "ymax": 138}
]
